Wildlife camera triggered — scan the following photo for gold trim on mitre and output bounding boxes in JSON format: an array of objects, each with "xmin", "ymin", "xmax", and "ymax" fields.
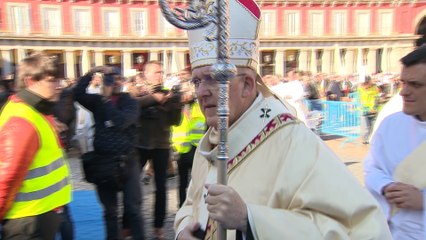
[{"xmin": 190, "ymin": 38, "xmax": 259, "ymax": 70}]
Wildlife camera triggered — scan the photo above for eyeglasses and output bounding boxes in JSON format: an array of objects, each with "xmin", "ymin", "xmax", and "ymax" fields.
[{"xmin": 191, "ymin": 73, "xmax": 246, "ymax": 88}]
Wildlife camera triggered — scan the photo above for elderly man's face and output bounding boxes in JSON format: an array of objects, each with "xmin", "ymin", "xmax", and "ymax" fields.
[
  {"xmin": 192, "ymin": 66, "xmax": 248, "ymax": 128},
  {"xmin": 91, "ymin": 75, "xmax": 102, "ymax": 86},
  {"xmin": 399, "ymin": 63, "xmax": 426, "ymax": 121}
]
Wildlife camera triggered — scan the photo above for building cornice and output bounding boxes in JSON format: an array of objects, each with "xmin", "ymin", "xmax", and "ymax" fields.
[
  {"xmin": 0, "ymin": 35, "xmax": 188, "ymax": 43},
  {"xmin": 260, "ymin": 35, "xmax": 418, "ymax": 42},
  {"xmin": 255, "ymin": 0, "xmax": 421, "ymax": 6},
  {"xmin": 23, "ymin": 0, "xmax": 421, "ymax": 5},
  {"xmin": 0, "ymin": 34, "xmax": 417, "ymax": 50},
  {"xmin": 0, "ymin": 34, "xmax": 417, "ymax": 42},
  {"xmin": 0, "ymin": 36, "xmax": 190, "ymax": 49}
]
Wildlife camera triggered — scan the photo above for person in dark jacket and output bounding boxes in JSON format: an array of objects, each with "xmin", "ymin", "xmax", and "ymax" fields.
[
  {"xmin": 53, "ymin": 84, "xmax": 76, "ymax": 240},
  {"xmin": 73, "ymin": 66, "xmax": 144, "ymax": 240},
  {"xmin": 54, "ymin": 83, "xmax": 76, "ymax": 152},
  {"xmin": 326, "ymin": 75, "xmax": 344, "ymax": 101},
  {"xmin": 131, "ymin": 61, "xmax": 183, "ymax": 239},
  {"xmin": 0, "ymin": 75, "xmax": 15, "ymax": 111},
  {"xmin": 0, "ymin": 81, "xmax": 10, "ymax": 110}
]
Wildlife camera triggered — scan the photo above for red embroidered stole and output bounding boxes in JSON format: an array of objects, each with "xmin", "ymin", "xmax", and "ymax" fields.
[{"xmin": 203, "ymin": 113, "xmax": 298, "ymax": 239}]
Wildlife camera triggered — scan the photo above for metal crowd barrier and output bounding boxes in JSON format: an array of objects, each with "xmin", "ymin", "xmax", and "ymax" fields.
[{"xmin": 320, "ymin": 100, "xmax": 361, "ymax": 141}]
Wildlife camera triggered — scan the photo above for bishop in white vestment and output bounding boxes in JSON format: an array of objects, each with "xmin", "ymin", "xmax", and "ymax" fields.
[{"xmin": 173, "ymin": 0, "xmax": 392, "ymax": 238}]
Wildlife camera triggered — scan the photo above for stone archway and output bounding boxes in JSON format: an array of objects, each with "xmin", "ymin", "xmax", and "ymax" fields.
[{"xmin": 415, "ymin": 14, "xmax": 426, "ymax": 46}]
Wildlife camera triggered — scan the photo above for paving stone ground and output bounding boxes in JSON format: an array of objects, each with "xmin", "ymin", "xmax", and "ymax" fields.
[{"xmin": 68, "ymin": 135, "xmax": 369, "ymax": 240}]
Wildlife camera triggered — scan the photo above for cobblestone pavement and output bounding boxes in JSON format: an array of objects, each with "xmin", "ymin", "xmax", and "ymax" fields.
[
  {"xmin": 321, "ymin": 135, "xmax": 369, "ymax": 185},
  {"xmin": 68, "ymin": 149, "xmax": 179, "ymax": 240},
  {"xmin": 68, "ymin": 135, "xmax": 369, "ymax": 240}
]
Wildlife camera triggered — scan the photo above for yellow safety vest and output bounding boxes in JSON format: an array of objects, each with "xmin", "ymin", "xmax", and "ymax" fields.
[
  {"xmin": 358, "ymin": 85, "xmax": 379, "ymax": 113},
  {"xmin": 172, "ymin": 102, "xmax": 206, "ymax": 154},
  {"xmin": 0, "ymin": 100, "xmax": 71, "ymax": 219}
]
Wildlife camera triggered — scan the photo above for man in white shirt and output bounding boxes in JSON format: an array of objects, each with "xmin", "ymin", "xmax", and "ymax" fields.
[
  {"xmin": 364, "ymin": 45, "xmax": 426, "ymax": 239},
  {"xmin": 279, "ymin": 70, "xmax": 308, "ymax": 124},
  {"xmin": 87, "ymin": 73, "xmax": 102, "ymax": 94},
  {"xmin": 74, "ymin": 73, "xmax": 101, "ymax": 153}
]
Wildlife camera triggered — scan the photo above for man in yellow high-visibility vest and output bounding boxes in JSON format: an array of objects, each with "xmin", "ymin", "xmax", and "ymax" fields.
[
  {"xmin": 172, "ymin": 69, "xmax": 206, "ymax": 207},
  {"xmin": 0, "ymin": 53, "xmax": 71, "ymax": 240}
]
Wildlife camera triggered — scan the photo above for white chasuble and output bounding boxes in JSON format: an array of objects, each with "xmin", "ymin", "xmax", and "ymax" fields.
[{"xmin": 175, "ymin": 93, "xmax": 391, "ymax": 239}]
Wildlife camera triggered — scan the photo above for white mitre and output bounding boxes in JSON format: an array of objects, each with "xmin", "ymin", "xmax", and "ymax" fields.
[
  {"xmin": 187, "ymin": 0, "xmax": 298, "ymax": 115},
  {"xmin": 187, "ymin": 0, "xmax": 261, "ymax": 70}
]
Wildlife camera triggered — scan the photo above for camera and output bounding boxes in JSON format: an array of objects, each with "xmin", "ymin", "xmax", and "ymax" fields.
[
  {"xmin": 103, "ymin": 73, "xmax": 116, "ymax": 86},
  {"xmin": 171, "ymin": 84, "xmax": 181, "ymax": 93}
]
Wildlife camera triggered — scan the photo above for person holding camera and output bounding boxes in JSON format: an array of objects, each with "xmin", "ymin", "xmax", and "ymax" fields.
[
  {"xmin": 130, "ymin": 61, "xmax": 183, "ymax": 239},
  {"xmin": 172, "ymin": 69, "xmax": 206, "ymax": 208},
  {"xmin": 73, "ymin": 66, "xmax": 144, "ymax": 240}
]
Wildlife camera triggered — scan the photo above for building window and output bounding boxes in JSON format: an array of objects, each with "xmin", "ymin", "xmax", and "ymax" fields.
[
  {"xmin": 260, "ymin": 11, "xmax": 276, "ymax": 37},
  {"xmin": 285, "ymin": 11, "xmax": 300, "ymax": 36},
  {"xmin": 378, "ymin": 10, "xmax": 393, "ymax": 35},
  {"xmin": 73, "ymin": 8, "xmax": 92, "ymax": 36},
  {"xmin": 309, "ymin": 11, "xmax": 324, "ymax": 36},
  {"xmin": 316, "ymin": 49, "xmax": 323, "ymax": 73},
  {"xmin": 103, "ymin": 9, "xmax": 120, "ymax": 37},
  {"xmin": 131, "ymin": 9, "xmax": 147, "ymax": 36},
  {"xmin": 7, "ymin": 3, "xmax": 30, "ymax": 35},
  {"xmin": 260, "ymin": 51, "xmax": 275, "ymax": 76},
  {"xmin": 158, "ymin": 10, "xmax": 175, "ymax": 37},
  {"xmin": 41, "ymin": 6, "xmax": 62, "ymax": 36},
  {"xmin": 340, "ymin": 49, "xmax": 346, "ymax": 68},
  {"xmin": 332, "ymin": 11, "xmax": 347, "ymax": 36},
  {"xmin": 376, "ymin": 48, "xmax": 383, "ymax": 73},
  {"xmin": 285, "ymin": 50, "xmax": 299, "ymax": 73},
  {"xmin": 356, "ymin": 11, "xmax": 371, "ymax": 36},
  {"xmin": 362, "ymin": 48, "xmax": 368, "ymax": 65}
]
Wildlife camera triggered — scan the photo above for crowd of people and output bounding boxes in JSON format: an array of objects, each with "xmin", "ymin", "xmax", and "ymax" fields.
[
  {"xmin": 261, "ymin": 69, "xmax": 401, "ymax": 142},
  {"xmin": 0, "ymin": 55, "xmax": 206, "ymax": 240},
  {"xmin": 0, "ymin": 0, "xmax": 425, "ymax": 239},
  {"xmin": 0, "ymin": 51, "xmax": 423, "ymax": 240}
]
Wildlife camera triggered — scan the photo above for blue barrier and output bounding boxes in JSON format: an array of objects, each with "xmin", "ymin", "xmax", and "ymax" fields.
[
  {"xmin": 68, "ymin": 190, "xmax": 105, "ymax": 240},
  {"xmin": 348, "ymin": 92, "xmax": 360, "ymax": 104},
  {"xmin": 320, "ymin": 100, "xmax": 361, "ymax": 140}
]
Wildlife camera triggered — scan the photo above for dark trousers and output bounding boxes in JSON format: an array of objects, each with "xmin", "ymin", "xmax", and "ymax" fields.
[
  {"xmin": 178, "ymin": 146, "xmax": 196, "ymax": 207},
  {"xmin": 96, "ymin": 156, "xmax": 144, "ymax": 240},
  {"xmin": 138, "ymin": 148, "xmax": 169, "ymax": 229},
  {"xmin": 58, "ymin": 205, "xmax": 74, "ymax": 240},
  {"xmin": 361, "ymin": 114, "xmax": 376, "ymax": 142},
  {"xmin": 308, "ymin": 99, "xmax": 323, "ymax": 112},
  {"xmin": 2, "ymin": 211, "xmax": 61, "ymax": 240}
]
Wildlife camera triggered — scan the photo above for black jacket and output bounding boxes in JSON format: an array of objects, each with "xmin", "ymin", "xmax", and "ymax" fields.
[
  {"xmin": 134, "ymin": 86, "xmax": 182, "ymax": 149},
  {"xmin": 73, "ymin": 73, "xmax": 139, "ymax": 155},
  {"xmin": 54, "ymin": 87, "xmax": 76, "ymax": 149}
]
